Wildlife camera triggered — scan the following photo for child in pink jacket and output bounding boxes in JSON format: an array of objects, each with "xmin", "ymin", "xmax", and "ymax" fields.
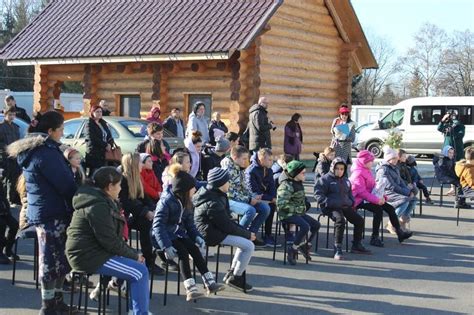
[{"xmin": 350, "ymin": 150, "xmax": 412, "ymax": 246}]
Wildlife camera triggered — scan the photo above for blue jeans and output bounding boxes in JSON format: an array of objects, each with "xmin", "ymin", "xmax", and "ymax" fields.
[
  {"xmin": 395, "ymin": 199, "xmax": 417, "ymax": 218},
  {"xmin": 228, "ymin": 200, "xmax": 271, "ymax": 233},
  {"xmin": 282, "ymin": 214, "xmax": 320, "ymax": 246},
  {"xmin": 96, "ymin": 256, "xmax": 149, "ymax": 315}
]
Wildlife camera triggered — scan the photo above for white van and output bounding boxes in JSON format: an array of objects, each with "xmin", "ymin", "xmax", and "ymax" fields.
[{"xmin": 354, "ymin": 97, "xmax": 474, "ymax": 157}]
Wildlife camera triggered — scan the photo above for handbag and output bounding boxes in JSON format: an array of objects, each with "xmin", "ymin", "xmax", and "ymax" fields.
[{"xmin": 105, "ymin": 142, "xmax": 122, "ymax": 162}]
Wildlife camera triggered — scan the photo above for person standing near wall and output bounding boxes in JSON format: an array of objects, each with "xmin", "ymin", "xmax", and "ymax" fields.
[
  {"xmin": 330, "ymin": 105, "xmax": 356, "ymax": 166},
  {"xmin": 284, "ymin": 113, "xmax": 303, "ymax": 160},
  {"xmin": 248, "ymin": 97, "xmax": 275, "ymax": 153}
]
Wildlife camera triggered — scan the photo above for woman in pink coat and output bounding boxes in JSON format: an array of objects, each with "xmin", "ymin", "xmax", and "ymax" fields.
[{"xmin": 350, "ymin": 150, "xmax": 412, "ymax": 247}]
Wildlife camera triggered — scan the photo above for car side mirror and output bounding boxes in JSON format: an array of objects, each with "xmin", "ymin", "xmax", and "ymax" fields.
[{"xmin": 376, "ymin": 120, "xmax": 382, "ymax": 130}]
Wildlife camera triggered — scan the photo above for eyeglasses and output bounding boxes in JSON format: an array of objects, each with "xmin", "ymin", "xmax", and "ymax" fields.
[{"xmin": 340, "ymin": 113, "xmax": 349, "ymax": 116}]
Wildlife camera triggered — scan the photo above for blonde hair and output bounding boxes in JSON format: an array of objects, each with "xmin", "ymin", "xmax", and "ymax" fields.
[
  {"xmin": 168, "ymin": 163, "xmax": 183, "ymax": 178},
  {"xmin": 121, "ymin": 153, "xmax": 144, "ymax": 199},
  {"xmin": 16, "ymin": 174, "xmax": 26, "ymax": 198},
  {"xmin": 66, "ymin": 149, "xmax": 86, "ymax": 184}
]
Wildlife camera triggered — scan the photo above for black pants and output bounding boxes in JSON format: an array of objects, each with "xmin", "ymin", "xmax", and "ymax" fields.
[
  {"xmin": 416, "ymin": 181, "xmax": 430, "ymax": 199},
  {"xmin": 129, "ymin": 216, "xmax": 154, "ymax": 268},
  {"xmin": 0, "ymin": 214, "xmax": 19, "ymax": 252},
  {"xmin": 264, "ymin": 203, "xmax": 276, "ymax": 237},
  {"xmin": 328, "ymin": 207, "xmax": 364, "ymax": 245},
  {"xmin": 3, "ymin": 159, "xmax": 20, "ymax": 204},
  {"xmin": 356, "ymin": 202, "xmax": 401, "ymax": 236},
  {"xmin": 282, "ymin": 214, "xmax": 320, "ymax": 246},
  {"xmin": 172, "ymin": 237, "xmax": 208, "ymax": 280}
]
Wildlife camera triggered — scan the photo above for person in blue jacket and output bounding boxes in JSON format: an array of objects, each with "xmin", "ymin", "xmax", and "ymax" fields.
[
  {"xmin": 152, "ymin": 170, "xmax": 224, "ymax": 302},
  {"xmin": 8, "ymin": 111, "xmax": 77, "ymax": 314}
]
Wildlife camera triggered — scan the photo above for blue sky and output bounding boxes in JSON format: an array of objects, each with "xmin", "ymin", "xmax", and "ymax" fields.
[{"xmin": 352, "ymin": 0, "xmax": 474, "ymax": 55}]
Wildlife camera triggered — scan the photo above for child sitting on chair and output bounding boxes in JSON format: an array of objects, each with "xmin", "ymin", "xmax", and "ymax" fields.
[
  {"xmin": 406, "ymin": 155, "xmax": 433, "ymax": 204},
  {"xmin": 277, "ymin": 161, "xmax": 320, "ymax": 265},
  {"xmin": 455, "ymin": 146, "xmax": 474, "ymax": 207}
]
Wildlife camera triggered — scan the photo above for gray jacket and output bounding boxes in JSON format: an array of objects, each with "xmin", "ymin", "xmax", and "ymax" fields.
[
  {"xmin": 186, "ymin": 112, "xmax": 209, "ymax": 143},
  {"xmin": 248, "ymin": 104, "xmax": 272, "ymax": 151},
  {"xmin": 375, "ymin": 161, "xmax": 415, "ymax": 208}
]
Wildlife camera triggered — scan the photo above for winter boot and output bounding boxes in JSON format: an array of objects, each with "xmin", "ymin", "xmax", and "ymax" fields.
[
  {"xmin": 369, "ymin": 235, "xmax": 384, "ymax": 247},
  {"xmin": 334, "ymin": 245, "xmax": 344, "ymax": 260},
  {"xmin": 202, "ymin": 271, "xmax": 225, "ymax": 295},
  {"xmin": 183, "ymin": 278, "xmax": 204, "ymax": 302},
  {"xmin": 39, "ymin": 299, "xmax": 57, "ymax": 315},
  {"xmin": 226, "ymin": 275, "xmax": 253, "ymax": 292},
  {"xmin": 396, "ymin": 229, "xmax": 413, "ymax": 243},
  {"xmin": 286, "ymin": 245, "xmax": 297, "ymax": 265},
  {"xmin": 297, "ymin": 243, "xmax": 312, "ymax": 261},
  {"xmin": 351, "ymin": 241, "xmax": 372, "ymax": 254},
  {"xmin": 55, "ymin": 291, "xmax": 77, "ymax": 313}
]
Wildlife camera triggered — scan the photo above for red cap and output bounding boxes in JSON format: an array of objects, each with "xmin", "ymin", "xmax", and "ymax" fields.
[{"xmin": 339, "ymin": 107, "xmax": 350, "ymax": 114}]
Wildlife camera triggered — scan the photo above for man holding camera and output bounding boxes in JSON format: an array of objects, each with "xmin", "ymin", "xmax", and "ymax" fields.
[
  {"xmin": 438, "ymin": 111, "xmax": 465, "ymax": 161},
  {"xmin": 248, "ymin": 97, "xmax": 276, "ymax": 153}
]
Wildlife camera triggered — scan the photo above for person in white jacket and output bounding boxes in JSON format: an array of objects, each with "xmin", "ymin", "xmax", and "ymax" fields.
[{"xmin": 186, "ymin": 102, "xmax": 210, "ymax": 144}]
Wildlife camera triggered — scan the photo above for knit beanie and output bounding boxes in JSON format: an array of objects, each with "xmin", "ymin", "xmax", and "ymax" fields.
[
  {"xmin": 139, "ymin": 153, "xmax": 151, "ymax": 164},
  {"xmin": 357, "ymin": 150, "xmax": 375, "ymax": 165},
  {"xmin": 206, "ymin": 167, "xmax": 230, "ymax": 188},
  {"xmin": 171, "ymin": 171, "xmax": 196, "ymax": 194},
  {"xmin": 215, "ymin": 137, "xmax": 231, "ymax": 153},
  {"xmin": 286, "ymin": 160, "xmax": 306, "ymax": 178},
  {"xmin": 383, "ymin": 146, "xmax": 398, "ymax": 162}
]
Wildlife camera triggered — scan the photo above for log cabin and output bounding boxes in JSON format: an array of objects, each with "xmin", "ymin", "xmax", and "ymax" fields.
[{"xmin": 0, "ymin": 0, "xmax": 377, "ymax": 159}]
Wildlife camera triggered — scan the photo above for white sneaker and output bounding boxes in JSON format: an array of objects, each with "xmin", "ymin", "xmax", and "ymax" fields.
[{"xmin": 89, "ymin": 283, "xmax": 100, "ymax": 301}]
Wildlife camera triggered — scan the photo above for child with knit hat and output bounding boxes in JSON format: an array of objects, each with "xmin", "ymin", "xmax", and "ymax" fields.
[
  {"xmin": 350, "ymin": 150, "xmax": 412, "ymax": 246},
  {"xmin": 375, "ymin": 146, "xmax": 417, "ymax": 233},
  {"xmin": 194, "ymin": 167, "xmax": 256, "ymax": 292},
  {"xmin": 277, "ymin": 161, "xmax": 320, "ymax": 265},
  {"xmin": 152, "ymin": 170, "xmax": 224, "ymax": 301}
]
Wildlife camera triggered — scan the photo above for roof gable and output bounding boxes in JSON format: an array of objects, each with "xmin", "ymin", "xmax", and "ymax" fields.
[{"xmin": 1, "ymin": 0, "xmax": 282, "ymax": 63}]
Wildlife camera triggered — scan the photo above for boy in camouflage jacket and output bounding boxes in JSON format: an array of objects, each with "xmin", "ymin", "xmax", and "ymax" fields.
[{"xmin": 277, "ymin": 161, "xmax": 320, "ymax": 265}]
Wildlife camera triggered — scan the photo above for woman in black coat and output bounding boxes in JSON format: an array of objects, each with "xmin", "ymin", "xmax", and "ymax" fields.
[{"xmin": 84, "ymin": 105, "xmax": 114, "ymax": 176}]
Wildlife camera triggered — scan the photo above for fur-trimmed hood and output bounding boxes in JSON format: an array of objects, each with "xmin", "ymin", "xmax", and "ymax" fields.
[{"xmin": 7, "ymin": 133, "xmax": 66, "ymax": 168}]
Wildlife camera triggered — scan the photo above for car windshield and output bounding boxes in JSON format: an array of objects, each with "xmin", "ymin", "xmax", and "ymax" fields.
[{"xmin": 119, "ymin": 120, "xmax": 148, "ymax": 137}]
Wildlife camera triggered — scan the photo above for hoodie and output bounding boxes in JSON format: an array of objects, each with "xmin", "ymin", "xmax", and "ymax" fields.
[
  {"xmin": 277, "ymin": 171, "xmax": 307, "ymax": 220},
  {"xmin": 349, "ymin": 158, "xmax": 380, "ymax": 207},
  {"xmin": 186, "ymin": 111, "xmax": 210, "ymax": 144},
  {"xmin": 184, "ymin": 136, "xmax": 202, "ymax": 178},
  {"xmin": 7, "ymin": 134, "xmax": 76, "ymax": 224},
  {"xmin": 455, "ymin": 159, "xmax": 474, "ymax": 189},
  {"xmin": 314, "ymin": 158, "xmax": 354, "ymax": 213},
  {"xmin": 245, "ymin": 153, "xmax": 276, "ymax": 201}
]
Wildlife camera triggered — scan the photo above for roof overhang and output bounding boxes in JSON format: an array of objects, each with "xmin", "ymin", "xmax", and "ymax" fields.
[
  {"xmin": 325, "ymin": 0, "xmax": 378, "ymax": 73},
  {"xmin": 6, "ymin": 51, "xmax": 232, "ymax": 66}
]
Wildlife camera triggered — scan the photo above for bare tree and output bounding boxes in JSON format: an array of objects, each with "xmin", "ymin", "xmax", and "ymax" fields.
[
  {"xmin": 400, "ymin": 23, "xmax": 448, "ymax": 96},
  {"xmin": 353, "ymin": 34, "xmax": 399, "ymax": 104},
  {"xmin": 436, "ymin": 30, "xmax": 473, "ymax": 96}
]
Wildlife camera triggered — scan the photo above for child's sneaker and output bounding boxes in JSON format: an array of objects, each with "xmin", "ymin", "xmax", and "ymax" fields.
[
  {"xmin": 286, "ymin": 246, "xmax": 297, "ymax": 265},
  {"xmin": 351, "ymin": 242, "xmax": 372, "ymax": 254},
  {"xmin": 297, "ymin": 243, "xmax": 312, "ymax": 261},
  {"xmin": 369, "ymin": 236, "xmax": 384, "ymax": 247},
  {"xmin": 425, "ymin": 197, "xmax": 434, "ymax": 205},
  {"xmin": 226, "ymin": 275, "xmax": 253, "ymax": 292},
  {"xmin": 334, "ymin": 245, "xmax": 344, "ymax": 260}
]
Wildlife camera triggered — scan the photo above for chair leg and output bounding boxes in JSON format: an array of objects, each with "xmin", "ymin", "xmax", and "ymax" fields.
[
  {"xmin": 326, "ymin": 217, "xmax": 330, "ymax": 249},
  {"xmin": 149, "ymin": 257, "xmax": 155, "ymax": 300},
  {"xmin": 11, "ymin": 238, "xmax": 18, "ymax": 285},
  {"xmin": 419, "ymin": 190, "xmax": 423, "ymax": 216},
  {"xmin": 118, "ymin": 281, "xmax": 122, "ymax": 315},
  {"xmin": 163, "ymin": 261, "xmax": 168, "ymax": 306},
  {"xmin": 215, "ymin": 245, "xmax": 221, "ymax": 283},
  {"xmin": 243, "ymin": 271, "xmax": 247, "ymax": 294},
  {"xmin": 362, "ymin": 210, "xmax": 366, "ymax": 239},
  {"xmin": 98, "ymin": 275, "xmax": 102, "ymax": 315},
  {"xmin": 272, "ymin": 218, "xmax": 279, "ymax": 261},
  {"xmin": 84, "ymin": 275, "xmax": 89, "ymax": 314},
  {"xmin": 177, "ymin": 258, "xmax": 180, "ymax": 296},
  {"xmin": 283, "ymin": 227, "xmax": 287, "ymax": 265},
  {"xmin": 34, "ymin": 238, "xmax": 39, "ymax": 290},
  {"xmin": 125, "ymin": 282, "xmax": 129, "ymax": 312},
  {"xmin": 380, "ymin": 216, "xmax": 384, "ymax": 242},
  {"xmin": 315, "ymin": 215, "xmax": 321, "ymax": 254},
  {"xmin": 77, "ymin": 274, "xmax": 83, "ymax": 311},
  {"xmin": 69, "ymin": 272, "xmax": 75, "ymax": 315},
  {"xmin": 440, "ymin": 183, "xmax": 444, "ymax": 206},
  {"xmin": 345, "ymin": 221, "xmax": 349, "ymax": 253}
]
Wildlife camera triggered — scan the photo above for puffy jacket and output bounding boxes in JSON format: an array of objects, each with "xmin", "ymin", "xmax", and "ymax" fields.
[
  {"xmin": 271, "ymin": 162, "xmax": 284, "ymax": 187},
  {"xmin": 433, "ymin": 153, "xmax": 458, "ymax": 185},
  {"xmin": 163, "ymin": 116, "xmax": 185, "ymax": 138},
  {"xmin": 349, "ymin": 158, "xmax": 380, "ymax": 207},
  {"xmin": 67, "ymin": 185, "xmax": 137, "ymax": 274},
  {"xmin": 455, "ymin": 160, "xmax": 474, "ymax": 188},
  {"xmin": 8, "ymin": 134, "xmax": 76, "ymax": 224},
  {"xmin": 245, "ymin": 153, "xmax": 276, "ymax": 201},
  {"xmin": 152, "ymin": 188, "xmax": 200, "ymax": 250},
  {"xmin": 193, "ymin": 186, "xmax": 250, "ymax": 246},
  {"xmin": 84, "ymin": 118, "xmax": 113, "ymax": 169},
  {"xmin": 375, "ymin": 160, "xmax": 414, "ymax": 208},
  {"xmin": 221, "ymin": 156, "xmax": 251, "ymax": 203},
  {"xmin": 186, "ymin": 112, "xmax": 210, "ymax": 144},
  {"xmin": 277, "ymin": 171, "xmax": 307, "ymax": 220},
  {"xmin": 248, "ymin": 104, "xmax": 272, "ymax": 151},
  {"xmin": 314, "ymin": 158, "xmax": 354, "ymax": 213},
  {"xmin": 201, "ymin": 147, "xmax": 225, "ymax": 180},
  {"xmin": 140, "ymin": 168, "xmax": 162, "ymax": 201},
  {"xmin": 398, "ymin": 162, "xmax": 413, "ymax": 184}
]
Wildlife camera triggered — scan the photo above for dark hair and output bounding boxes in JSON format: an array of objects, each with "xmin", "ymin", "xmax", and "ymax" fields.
[
  {"xmin": 279, "ymin": 154, "xmax": 294, "ymax": 164},
  {"xmin": 398, "ymin": 149, "xmax": 407, "ymax": 157},
  {"xmin": 171, "ymin": 108, "xmax": 181, "ymax": 112},
  {"xmin": 191, "ymin": 130, "xmax": 202, "ymax": 145},
  {"xmin": 231, "ymin": 145, "xmax": 249, "ymax": 158},
  {"xmin": 147, "ymin": 122, "xmax": 163, "ymax": 135},
  {"xmin": 5, "ymin": 95, "xmax": 15, "ymax": 102},
  {"xmin": 92, "ymin": 167, "xmax": 122, "ymax": 190},
  {"xmin": 3, "ymin": 106, "xmax": 16, "ymax": 115},
  {"xmin": 28, "ymin": 111, "xmax": 64, "ymax": 134},
  {"xmin": 291, "ymin": 113, "xmax": 301, "ymax": 122},
  {"xmin": 226, "ymin": 131, "xmax": 239, "ymax": 142},
  {"xmin": 193, "ymin": 102, "xmax": 205, "ymax": 114}
]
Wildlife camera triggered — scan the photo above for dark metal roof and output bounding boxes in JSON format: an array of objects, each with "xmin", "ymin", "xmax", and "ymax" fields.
[{"xmin": 1, "ymin": 0, "xmax": 282, "ymax": 62}]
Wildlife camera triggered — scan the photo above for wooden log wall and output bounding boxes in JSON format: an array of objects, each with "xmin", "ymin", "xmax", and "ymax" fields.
[
  {"xmin": 166, "ymin": 61, "xmax": 233, "ymax": 129},
  {"xmin": 258, "ymin": 0, "xmax": 345, "ymax": 160},
  {"xmin": 238, "ymin": 42, "xmax": 259, "ymax": 133}
]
